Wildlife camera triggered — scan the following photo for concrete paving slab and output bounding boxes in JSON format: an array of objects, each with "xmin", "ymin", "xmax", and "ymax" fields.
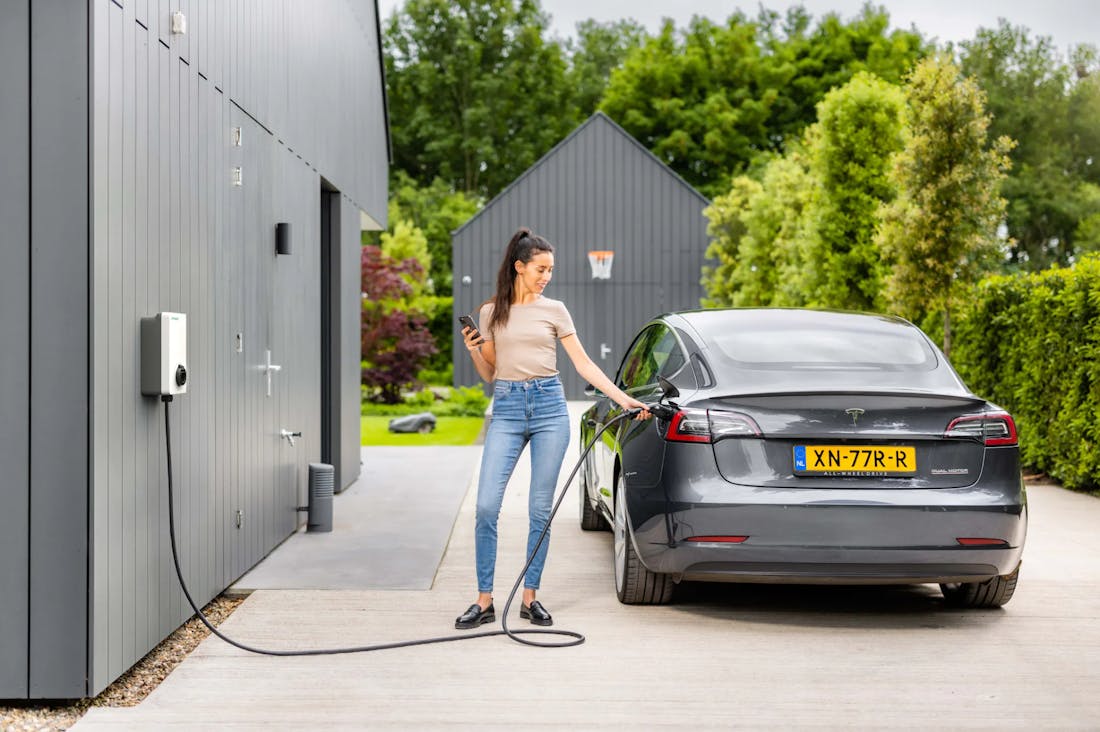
[
  {"xmin": 76, "ymin": 403, "xmax": 1100, "ymax": 729},
  {"xmin": 231, "ymin": 446, "xmax": 480, "ymax": 591}
]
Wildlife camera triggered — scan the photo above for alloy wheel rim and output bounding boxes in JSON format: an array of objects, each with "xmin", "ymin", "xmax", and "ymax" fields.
[{"xmin": 614, "ymin": 477, "xmax": 625, "ymax": 593}]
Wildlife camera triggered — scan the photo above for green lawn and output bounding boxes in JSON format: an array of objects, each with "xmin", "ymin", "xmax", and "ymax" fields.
[{"xmin": 361, "ymin": 416, "xmax": 485, "ymax": 446}]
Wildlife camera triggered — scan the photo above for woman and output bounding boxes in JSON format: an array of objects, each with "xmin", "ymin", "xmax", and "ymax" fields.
[{"xmin": 455, "ymin": 227, "xmax": 649, "ymax": 630}]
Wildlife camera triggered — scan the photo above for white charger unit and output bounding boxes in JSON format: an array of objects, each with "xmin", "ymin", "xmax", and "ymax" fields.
[{"xmin": 141, "ymin": 312, "xmax": 189, "ymax": 397}]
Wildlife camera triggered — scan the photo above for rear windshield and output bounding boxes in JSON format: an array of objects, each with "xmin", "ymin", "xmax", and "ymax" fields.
[{"xmin": 711, "ymin": 324, "xmax": 937, "ymax": 371}]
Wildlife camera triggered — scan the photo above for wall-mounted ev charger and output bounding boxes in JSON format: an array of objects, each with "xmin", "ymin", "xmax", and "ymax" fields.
[{"xmin": 141, "ymin": 312, "xmax": 188, "ymax": 398}]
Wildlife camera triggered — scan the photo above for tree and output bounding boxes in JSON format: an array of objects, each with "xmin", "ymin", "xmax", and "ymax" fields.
[
  {"xmin": 565, "ymin": 19, "xmax": 646, "ymax": 120},
  {"xmin": 380, "ymin": 219, "xmax": 432, "ymax": 293},
  {"xmin": 601, "ymin": 14, "xmax": 772, "ymax": 198},
  {"xmin": 386, "ymin": 170, "xmax": 481, "ymax": 293},
  {"xmin": 361, "ymin": 245, "xmax": 438, "ymax": 403},
  {"xmin": 701, "ymin": 177, "xmax": 763, "ymax": 307},
  {"xmin": 1067, "ymin": 45, "xmax": 1100, "ymax": 189},
  {"xmin": 701, "ymin": 151, "xmax": 815, "ymax": 308},
  {"xmin": 378, "ymin": 216, "xmax": 456, "ymax": 375},
  {"xmin": 384, "ymin": 0, "xmax": 574, "ymax": 198},
  {"xmin": 959, "ymin": 22, "xmax": 1100, "ymax": 268},
  {"xmin": 802, "ymin": 72, "xmax": 907, "ymax": 310},
  {"xmin": 764, "ymin": 151, "xmax": 817, "ymax": 307},
  {"xmin": 601, "ymin": 6, "xmax": 925, "ymax": 198},
  {"xmin": 758, "ymin": 5, "xmax": 924, "ymax": 142},
  {"xmin": 378, "ymin": 172, "xmax": 482, "ymax": 375},
  {"xmin": 877, "ymin": 55, "xmax": 1014, "ymax": 356},
  {"xmin": 1075, "ymin": 184, "xmax": 1100, "ymax": 253},
  {"xmin": 701, "ymin": 72, "xmax": 904, "ymax": 311}
]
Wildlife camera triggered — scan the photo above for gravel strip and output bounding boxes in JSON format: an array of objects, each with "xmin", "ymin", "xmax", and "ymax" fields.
[{"xmin": 1, "ymin": 594, "xmax": 245, "ymax": 732}]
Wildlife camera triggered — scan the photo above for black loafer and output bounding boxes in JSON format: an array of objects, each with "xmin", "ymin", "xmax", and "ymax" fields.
[
  {"xmin": 519, "ymin": 600, "xmax": 553, "ymax": 626},
  {"xmin": 455, "ymin": 603, "xmax": 495, "ymax": 630}
]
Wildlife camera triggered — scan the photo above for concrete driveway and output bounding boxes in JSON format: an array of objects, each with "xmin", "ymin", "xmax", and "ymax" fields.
[{"xmin": 76, "ymin": 403, "xmax": 1100, "ymax": 729}]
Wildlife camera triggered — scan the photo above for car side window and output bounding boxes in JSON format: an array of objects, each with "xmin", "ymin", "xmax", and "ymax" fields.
[
  {"xmin": 618, "ymin": 325, "xmax": 687, "ymax": 392},
  {"xmin": 617, "ymin": 327, "xmax": 660, "ymax": 390},
  {"xmin": 653, "ymin": 329, "xmax": 687, "ymax": 382}
]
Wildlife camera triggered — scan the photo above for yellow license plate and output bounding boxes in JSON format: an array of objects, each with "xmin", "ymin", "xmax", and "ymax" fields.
[{"xmin": 794, "ymin": 445, "xmax": 916, "ymax": 475}]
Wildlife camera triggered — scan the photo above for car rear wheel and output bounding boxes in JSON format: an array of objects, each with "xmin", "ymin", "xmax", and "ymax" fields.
[
  {"xmin": 940, "ymin": 564, "xmax": 1020, "ymax": 608},
  {"xmin": 613, "ymin": 473, "xmax": 673, "ymax": 605},
  {"xmin": 579, "ymin": 463, "xmax": 609, "ymax": 531}
]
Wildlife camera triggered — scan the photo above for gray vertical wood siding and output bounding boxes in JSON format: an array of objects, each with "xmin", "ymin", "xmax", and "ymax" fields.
[
  {"xmin": 0, "ymin": 0, "xmax": 31, "ymax": 699},
  {"xmin": 0, "ymin": 0, "xmax": 385, "ymax": 698},
  {"xmin": 86, "ymin": 0, "xmax": 386, "ymax": 696},
  {"xmin": 28, "ymin": 0, "xmax": 91, "ymax": 697},
  {"xmin": 40, "ymin": 0, "xmax": 383, "ymax": 698},
  {"xmin": 452, "ymin": 113, "xmax": 710, "ymax": 399}
]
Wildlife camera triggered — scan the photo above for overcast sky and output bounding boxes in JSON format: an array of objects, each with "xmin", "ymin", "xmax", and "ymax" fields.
[{"xmin": 376, "ymin": 0, "xmax": 1096, "ymax": 54}]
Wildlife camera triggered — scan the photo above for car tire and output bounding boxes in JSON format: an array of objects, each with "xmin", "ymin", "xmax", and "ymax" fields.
[
  {"xmin": 579, "ymin": 463, "xmax": 609, "ymax": 531},
  {"xmin": 940, "ymin": 564, "xmax": 1020, "ymax": 608},
  {"xmin": 613, "ymin": 473, "xmax": 673, "ymax": 605},
  {"xmin": 417, "ymin": 421, "xmax": 434, "ymax": 434}
]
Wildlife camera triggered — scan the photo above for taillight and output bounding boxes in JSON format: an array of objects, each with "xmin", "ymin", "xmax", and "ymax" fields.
[
  {"xmin": 665, "ymin": 408, "xmax": 761, "ymax": 443},
  {"xmin": 710, "ymin": 410, "xmax": 762, "ymax": 440},
  {"xmin": 666, "ymin": 410, "xmax": 711, "ymax": 443},
  {"xmin": 944, "ymin": 413, "xmax": 1018, "ymax": 446}
]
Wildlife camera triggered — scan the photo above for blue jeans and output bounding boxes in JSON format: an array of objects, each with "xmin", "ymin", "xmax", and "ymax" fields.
[{"xmin": 475, "ymin": 375, "xmax": 571, "ymax": 593}]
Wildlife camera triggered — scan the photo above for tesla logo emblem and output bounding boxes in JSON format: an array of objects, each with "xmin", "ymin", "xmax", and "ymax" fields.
[{"xmin": 845, "ymin": 408, "xmax": 865, "ymax": 425}]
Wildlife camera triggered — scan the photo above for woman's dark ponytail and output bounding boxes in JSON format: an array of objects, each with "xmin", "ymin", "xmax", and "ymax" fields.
[{"xmin": 486, "ymin": 227, "xmax": 553, "ymax": 334}]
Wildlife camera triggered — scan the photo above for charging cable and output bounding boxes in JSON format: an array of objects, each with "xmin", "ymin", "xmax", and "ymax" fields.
[{"xmin": 162, "ymin": 396, "xmax": 653, "ymax": 655}]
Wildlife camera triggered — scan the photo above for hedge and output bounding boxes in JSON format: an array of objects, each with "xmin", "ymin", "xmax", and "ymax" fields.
[
  {"xmin": 360, "ymin": 384, "xmax": 489, "ymax": 417},
  {"xmin": 952, "ymin": 254, "xmax": 1100, "ymax": 491}
]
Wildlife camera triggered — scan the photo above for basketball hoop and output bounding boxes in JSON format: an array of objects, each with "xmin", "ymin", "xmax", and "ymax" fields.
[{"xmin": 587, "ymin": 250, "xmax": 614, "ymax": 280}]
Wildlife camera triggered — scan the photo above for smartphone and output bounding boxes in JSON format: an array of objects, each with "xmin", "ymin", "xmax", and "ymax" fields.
[{"xmin": 458, "ymin": 314, "xmax": 482, "ymax": 341}]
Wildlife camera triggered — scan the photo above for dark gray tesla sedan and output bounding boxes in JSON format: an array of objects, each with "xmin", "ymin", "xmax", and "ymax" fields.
[{"xmin": 579, "ymin": 308, "xmax": 1026, "ymax": 607}]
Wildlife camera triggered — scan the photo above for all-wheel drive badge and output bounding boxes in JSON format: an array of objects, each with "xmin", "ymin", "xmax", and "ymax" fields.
[
  {"xmin": 931, "ymin": 467, "xmax": 970, "ymax": 475},
  {"xmin": 845, "ymin": 408, "xmax": 865, "ymax": 425}
]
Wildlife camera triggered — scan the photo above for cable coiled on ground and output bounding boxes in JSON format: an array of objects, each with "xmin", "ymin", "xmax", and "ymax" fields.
[{"xmin": 162, "ymin": 397, "xmax": 646, "ymax": 655}]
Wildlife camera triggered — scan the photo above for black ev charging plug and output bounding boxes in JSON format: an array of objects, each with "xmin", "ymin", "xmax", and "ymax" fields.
[{"xmin": 643, "ymin": 403, "xmax": 677, "ymax": 421}]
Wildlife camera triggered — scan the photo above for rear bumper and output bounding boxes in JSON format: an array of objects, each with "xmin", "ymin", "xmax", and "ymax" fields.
[
  {"xmin": 638, "ymin": 543, "xmax": 1024, "ymax": 585},
  {"xmin": 627, "ymin": 485, "xmax": 1027, "ymax": 584}
]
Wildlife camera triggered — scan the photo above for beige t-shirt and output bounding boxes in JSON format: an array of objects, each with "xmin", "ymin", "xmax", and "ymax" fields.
[{"xmin": 479, "ymin": 297, "xmax": 576, "ymax": 381}]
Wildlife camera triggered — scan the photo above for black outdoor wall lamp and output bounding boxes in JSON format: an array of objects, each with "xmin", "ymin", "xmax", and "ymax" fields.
[{"xmin": 275, "ymin": 222, "xmax": 291, "ymax": 255}]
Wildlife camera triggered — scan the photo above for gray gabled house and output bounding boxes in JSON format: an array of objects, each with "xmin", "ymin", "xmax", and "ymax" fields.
[
  {"xmin": 452, "ymin": 112, "xmax": 711, "ymax": 399},
  {"xmin": 0, "ymin": 0, "xmax": 388, "ymax": 698}
]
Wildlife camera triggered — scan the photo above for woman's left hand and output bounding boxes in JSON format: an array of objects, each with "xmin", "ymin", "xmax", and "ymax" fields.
[
  {"xmin": 461, "ymin": 327, "xmax": 485, "ymax": 354},
  {"xmin": 619, "ymin": 396, "xmax": 652, "ymax": 421}
]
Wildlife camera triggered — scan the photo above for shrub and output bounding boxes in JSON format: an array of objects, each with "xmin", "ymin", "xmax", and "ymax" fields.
[
  {"xmin": 952, "ymin": 254, "xmax": 1100, "ymax": 490},
  {"xmin": 360, "ymin": 384, "xmax": 489, "ymax": 418},
  {"xmin": 406, "ymin": 388, "xmax": 437, "ymax": 408},
  {"xmin": 417, "ymin": 363, "xmax": 454, "ymax": 386},
  {"xmin": 441, "ymin": 385, "xmax": 490, "ymax": 417},
  {"xmin": 361, "ymin": 245, "xmax": 438, "ymax": 404}
]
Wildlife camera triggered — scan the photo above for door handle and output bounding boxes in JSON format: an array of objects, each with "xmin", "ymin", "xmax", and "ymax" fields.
[{"xmin": 261, "ymin": 349, "xmax": 282, "ymax": 397}]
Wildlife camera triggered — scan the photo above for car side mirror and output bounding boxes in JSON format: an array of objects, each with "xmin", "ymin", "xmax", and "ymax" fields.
[{"xmin": 584, "ymin": 383, "xmax": 598, "ymax": 397}]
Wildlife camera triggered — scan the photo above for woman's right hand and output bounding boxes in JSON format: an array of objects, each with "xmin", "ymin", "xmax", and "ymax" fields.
[{"xmin": 619, "ymin": 395, "xmax": 652, "ymax": 421}]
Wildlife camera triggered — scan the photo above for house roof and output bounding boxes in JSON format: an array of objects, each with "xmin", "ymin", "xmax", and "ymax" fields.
[{"xmin": 451, "ymin": 111, "xmax": 710, "ymax": 239}]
